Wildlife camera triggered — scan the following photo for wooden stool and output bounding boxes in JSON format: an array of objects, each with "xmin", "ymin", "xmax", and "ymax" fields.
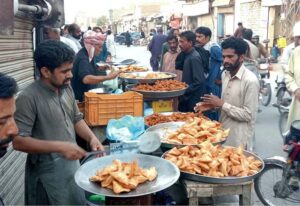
[{"xmin": 183, "ymin": 180, "xmax": 253, "ymax": 206}]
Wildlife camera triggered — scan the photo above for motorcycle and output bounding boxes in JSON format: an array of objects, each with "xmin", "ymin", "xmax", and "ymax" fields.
[
  {"xmin": 254, "ymin": 121, "xmax": 300, "ymax": 205},
  {"xmin": 273, "ymin": 74, "xmax": 292, "ymax": 114},
  {"xmin": 257, "ymin": 58, "xmax": 273, "ymax": 106}
]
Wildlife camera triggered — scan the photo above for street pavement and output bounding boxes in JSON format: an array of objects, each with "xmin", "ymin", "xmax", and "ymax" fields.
[{"xmin": 114, "ymin": 44, "xmax": 287, "ymax": 205}]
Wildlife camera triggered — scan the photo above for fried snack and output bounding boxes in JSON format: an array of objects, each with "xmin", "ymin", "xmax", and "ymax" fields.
[
  {"xmin": 145, "ymin": 112, "xmax": 203, "ymax": 126},
  {"xmin": 119, "ymin": 72, "xmax": 173, "ymax": 79},
  {"xmin": 89, "ymin": 159, "xmax": 157, "ymax": 194},
  {"xmin": 162, "ymin": 117, "xmax": 229, "ymax": 145},
  {"xmin": 119, "ymin": 65, "xmax": 148, "ymax": 72},
  {"xmin": 164, "ymin": 142, "xmax": 263, "ymax": 178},
  {"xmin": 133, "ymin": 80, "xmax": 187, "ymax": 91}
]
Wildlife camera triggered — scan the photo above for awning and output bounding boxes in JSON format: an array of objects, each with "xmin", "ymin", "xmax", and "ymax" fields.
[
  {"xmin": 182, "ymin": 0, "xmax": 209, "ymax": 16},
  {"xmin": 212, "ymin": 0, "xmax": 231, "ymax": 7},
  {"xmin": 261, "ymin": 0, "xmax": 282, "ymax": 7}
]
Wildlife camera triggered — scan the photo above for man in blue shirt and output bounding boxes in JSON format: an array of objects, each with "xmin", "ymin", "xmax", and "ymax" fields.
[{"xmin": 196, "ymin": 27, "xmax": 223, "ymax": 120}]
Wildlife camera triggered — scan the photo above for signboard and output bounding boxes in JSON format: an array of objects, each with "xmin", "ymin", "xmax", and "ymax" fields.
[
  {"xmin": 261, "ymin": 0, "xmax": 282, "ymax": 6},
  {"xmin": 182, "ymin": 0, "xmax": 209, "ymax": 16},
  {"xmin": 212, "ymin": 0, "xmax": 231, "ymax": 7}
]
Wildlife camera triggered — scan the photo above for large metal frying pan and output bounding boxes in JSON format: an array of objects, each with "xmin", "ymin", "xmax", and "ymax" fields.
[
  {"xmin": 162, "ymin": 147, "xmax": 265, "ymax": 184},
  {"xmin": 74, "ymin": 153, "xmax": 180, "ymax": 197}
]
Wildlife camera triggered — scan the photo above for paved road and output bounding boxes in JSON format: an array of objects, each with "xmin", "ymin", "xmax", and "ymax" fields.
[{"xmin": 114, "ymin": 44, "xmax": 287, "ymax": 205}]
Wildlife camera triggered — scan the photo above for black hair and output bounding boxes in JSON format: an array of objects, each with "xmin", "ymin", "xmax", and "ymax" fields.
[
  {"xmin": 238, "ymin": 22, "xmax": 243, "ymax": 26},
  {"xmin": 106, "ymin": 30, "xmax": 112, "ymax": 35},
  {"xmin": 242, "ymin": 29, "xmax": 253, "ymax": 41},
  {"xmin": 170, "ymin": 28, "xmax": 179, "ymax": 35},
  {"xmin": 195, "ymin": 26, "xmax": 212, "ymax": 38},
  {"xmin": 0, "ymin": 73, "xmax": 17, "ymax": 98},
  {"xmin": 180, "ymin": 31, "xmax": 196, "ymax": 46},
  {"xmin": 63, "ymin": 24, "xmax": 69, "ymax": 30},
  {"xmin": 68, "ymin": 23, "xmax": 79, "ymax": 34},
  {"xmin": 221, "ymin": 37, "xmax": 248, "ymax": 55},
  {"xmin": 34, "ymin": 40, "xmax": 75, "ymax": 73},
  {"xmin": 157, "ymin": 28, "xmax": 163, "ymax": 33},
  {"xmin": 167, "ymin": 34, "xmax": 178, "ymax": 42}
]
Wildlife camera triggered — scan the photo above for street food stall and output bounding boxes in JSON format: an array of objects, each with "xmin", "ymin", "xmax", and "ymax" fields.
[{"xmin": 76, "ymin": 65, "xmax": 264, "ymax": 205}]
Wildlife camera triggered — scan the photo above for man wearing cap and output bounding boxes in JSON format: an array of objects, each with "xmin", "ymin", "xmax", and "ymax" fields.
[
  {"xmin": 0, "ymin": 73, "xmax": 19, "ymax": 205},
  {"xmin": 71, "ymin": 30, "xmax": 119, "ymax": 102},
  {"xmin": 285, "ymin": 22, "xmax": 300, "ymax": 130}
]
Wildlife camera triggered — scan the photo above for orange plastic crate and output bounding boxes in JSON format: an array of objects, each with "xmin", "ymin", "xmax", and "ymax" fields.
[{"xmin": 84, "ymin": 91, "xmax": 143, "ymax": 126}]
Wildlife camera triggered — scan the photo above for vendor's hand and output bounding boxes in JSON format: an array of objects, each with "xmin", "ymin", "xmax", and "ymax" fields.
[
  {"xmin": 201, "ymin": 94, "xmax": 224, "ymax": 108},
  {"xmin": 59, "ymin": 142, "xmax": 86, "ymax": 160},
  {"xmin": 107, "ymin": 71, "xmax": 120, "ymax": 80},
  {"xmin": 295, "ymin": 89, "xmax": 300, "ymax": 101},
  {"xmin": 97, "ymin": 64, "xmax": 110, "ymax": 71},
  {"xmin": 194, "ymin": 102, "xmax": 214, "ymax": 113},
  {"xmin": 89, "ymin": 137, "xmax": 105, "ymax": 151}
]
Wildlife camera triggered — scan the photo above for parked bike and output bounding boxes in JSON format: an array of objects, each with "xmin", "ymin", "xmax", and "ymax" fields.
[
  {"xmin": 254, "ymin": 121, "xmax": 300, "ymax": 205},
  {"xmin": 257, "ymin": 58, "xmax": 272, "ymax": 106},
  {"xmin": 273, "ymin": 74, "xmax": 292, "ymax": 114}
]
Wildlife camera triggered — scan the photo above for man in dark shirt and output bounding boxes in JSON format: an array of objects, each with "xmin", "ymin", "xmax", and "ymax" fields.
[
  {"xmin": 148, "ymin": 28, "xmax": 167, "ymax": 71},
  {"xmin": 72, "ymin": 30, "xmax": 119, "ymax": 102},
  {"xmin": 178, "ymin": 31, "xmax": 206, "ymax": 112},
  {"xmin": 0, "ymin": 73, "xmax": 19, "ymax": 206}
]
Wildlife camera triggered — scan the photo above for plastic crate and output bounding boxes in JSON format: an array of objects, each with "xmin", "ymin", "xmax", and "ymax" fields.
[
  {"xmin": 152, "ymin": 100, "xmax": 173, "ymax": 113},
  {"xmin": 84, "ymin": 91, "xmax": 143, "ymax": 126}
]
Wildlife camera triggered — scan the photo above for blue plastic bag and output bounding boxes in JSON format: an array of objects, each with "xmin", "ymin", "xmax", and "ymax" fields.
[{"xmin": 106, "ymin": 115, "xmax": 145, "ymax": 142}]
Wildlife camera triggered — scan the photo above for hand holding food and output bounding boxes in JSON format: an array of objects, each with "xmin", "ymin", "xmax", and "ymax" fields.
[{"xmin": 90, "ymin": 159, "xmax": 157, "ymax": 194}]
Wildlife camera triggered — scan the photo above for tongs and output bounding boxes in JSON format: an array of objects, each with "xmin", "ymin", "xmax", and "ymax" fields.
[{"xmin": 81, "ymin": 132, "xmax": 161, "ymax": 164}]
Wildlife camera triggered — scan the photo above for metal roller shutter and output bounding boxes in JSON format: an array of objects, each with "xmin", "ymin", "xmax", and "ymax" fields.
[{"xmin": 0, "ymin": 12, "xmax": 34, "ymax": 205}]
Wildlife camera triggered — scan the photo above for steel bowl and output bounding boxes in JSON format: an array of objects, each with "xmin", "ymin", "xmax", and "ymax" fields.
[
  {"xmin": 162, "ymin": 147, "xmax": 265, "ymax": 184},
  {"xmin": 126, "ymin": 85, "xmax": 187, "ymax": 100},
  {"xmin": 119, "ymin": 72, "xmax": 176, "ymax": 84},
  {"xmin": 74, "ymin": 153, "xmax": 180, "ymax": 197}
]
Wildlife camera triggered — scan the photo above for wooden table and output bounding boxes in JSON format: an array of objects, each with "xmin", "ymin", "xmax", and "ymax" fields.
[{"xmin": 183, "ymin": 180, "xmax": 253, "ymax": 206}]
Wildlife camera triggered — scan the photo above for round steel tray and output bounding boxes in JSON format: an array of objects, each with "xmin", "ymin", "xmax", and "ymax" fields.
[
  {"xmin": 119, "ymin": 72, "xmax": 176, "ymax": 84},
  {"xmin": 74, "ymin": 153, "xmax": 180, "ymax": 197},
  {"xmin": 145, "ymin": 122, "xmax": 226, "ymax": 149},
  {"xmin": 126, "ymin": 85, "xmax": 187, "ymax": 100},
  {"xmin": 162, "ymin": 148, "xmax": 265, "ymax": 184}
]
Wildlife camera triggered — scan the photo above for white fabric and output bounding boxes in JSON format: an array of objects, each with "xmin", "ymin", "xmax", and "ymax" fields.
[
  {"xmin": 60, "ymin": 36, "xmax": 79, "ymax": 54},
  {"xmin": 106, "ymin": 34, "xmax": 116, "ymax": 58},
  {"xmin": 285, "ymin": 46, "xmax": 300, "ymax": 129},
  {"xmin": 220, "ymin": 64, "xmax": 259, "ymax": 148}
]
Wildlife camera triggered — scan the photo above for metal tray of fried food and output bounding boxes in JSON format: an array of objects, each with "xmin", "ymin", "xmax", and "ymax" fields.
[
  {"xmin": 162, "ymin": 148, "xmax": 265, "ymax": 184},
  {"xmin": 126, "ymin": 85, "xmax": 187, "ymax": 100},
  {"xmin": 145, "ymin": 122, "xmax": 226, "ymax": 149},
  {"xmin": 74, "ymin": 153, "xmax": 180, "ymax": 197},
  {"xmin": 119, "ymin": 72, "xmax": 176, "ymax": 84}
]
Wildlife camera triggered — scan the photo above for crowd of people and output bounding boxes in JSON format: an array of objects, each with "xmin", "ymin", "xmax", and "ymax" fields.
[{"xmin": 0, "ymin": 20, "xmax": 300, "ymax": 205}]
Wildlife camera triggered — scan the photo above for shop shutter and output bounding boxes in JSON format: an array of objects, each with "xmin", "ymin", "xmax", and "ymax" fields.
[{"xmin": 0, "ymin": 12, "xmax": 34, "ymax": 205}]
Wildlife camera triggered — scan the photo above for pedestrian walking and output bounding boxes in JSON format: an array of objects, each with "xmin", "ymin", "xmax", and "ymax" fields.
[{"xmin": 148, "ymin": 28, "xmax": 167, "ymax": 71}]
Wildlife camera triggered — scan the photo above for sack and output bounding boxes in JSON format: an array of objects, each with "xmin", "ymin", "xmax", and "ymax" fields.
[{"xmin": 106, "ymin": 115, "xmax": 145, "ymax": 142}]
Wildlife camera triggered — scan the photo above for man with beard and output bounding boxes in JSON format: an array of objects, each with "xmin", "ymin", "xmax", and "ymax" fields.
[
  {"xmin": 66, "ymin": 23, "xmax": 82, "ymax": 51},
  {"xmin": 0, "ymin": 73, "xmax": 19, "ymax": 205},
  {"xmin": 195, "ymin": 37, "xmax": 259, "ymax": 148},
  {"xmin": 12, "ymin": 40, "xmax": 104, "ymax": 205},
  {"xmin": 178, "ymin": 31, "xmax": 206, "ymax": 112},
  {"xmin": 161, "ymin": 34, "xmax": 182, "ymax": 81}
]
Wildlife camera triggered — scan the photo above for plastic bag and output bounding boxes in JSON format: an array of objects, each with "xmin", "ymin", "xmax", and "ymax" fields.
[{"xmin": 106, "ymin": 115, "xmax": 145, "ymax": 142}]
